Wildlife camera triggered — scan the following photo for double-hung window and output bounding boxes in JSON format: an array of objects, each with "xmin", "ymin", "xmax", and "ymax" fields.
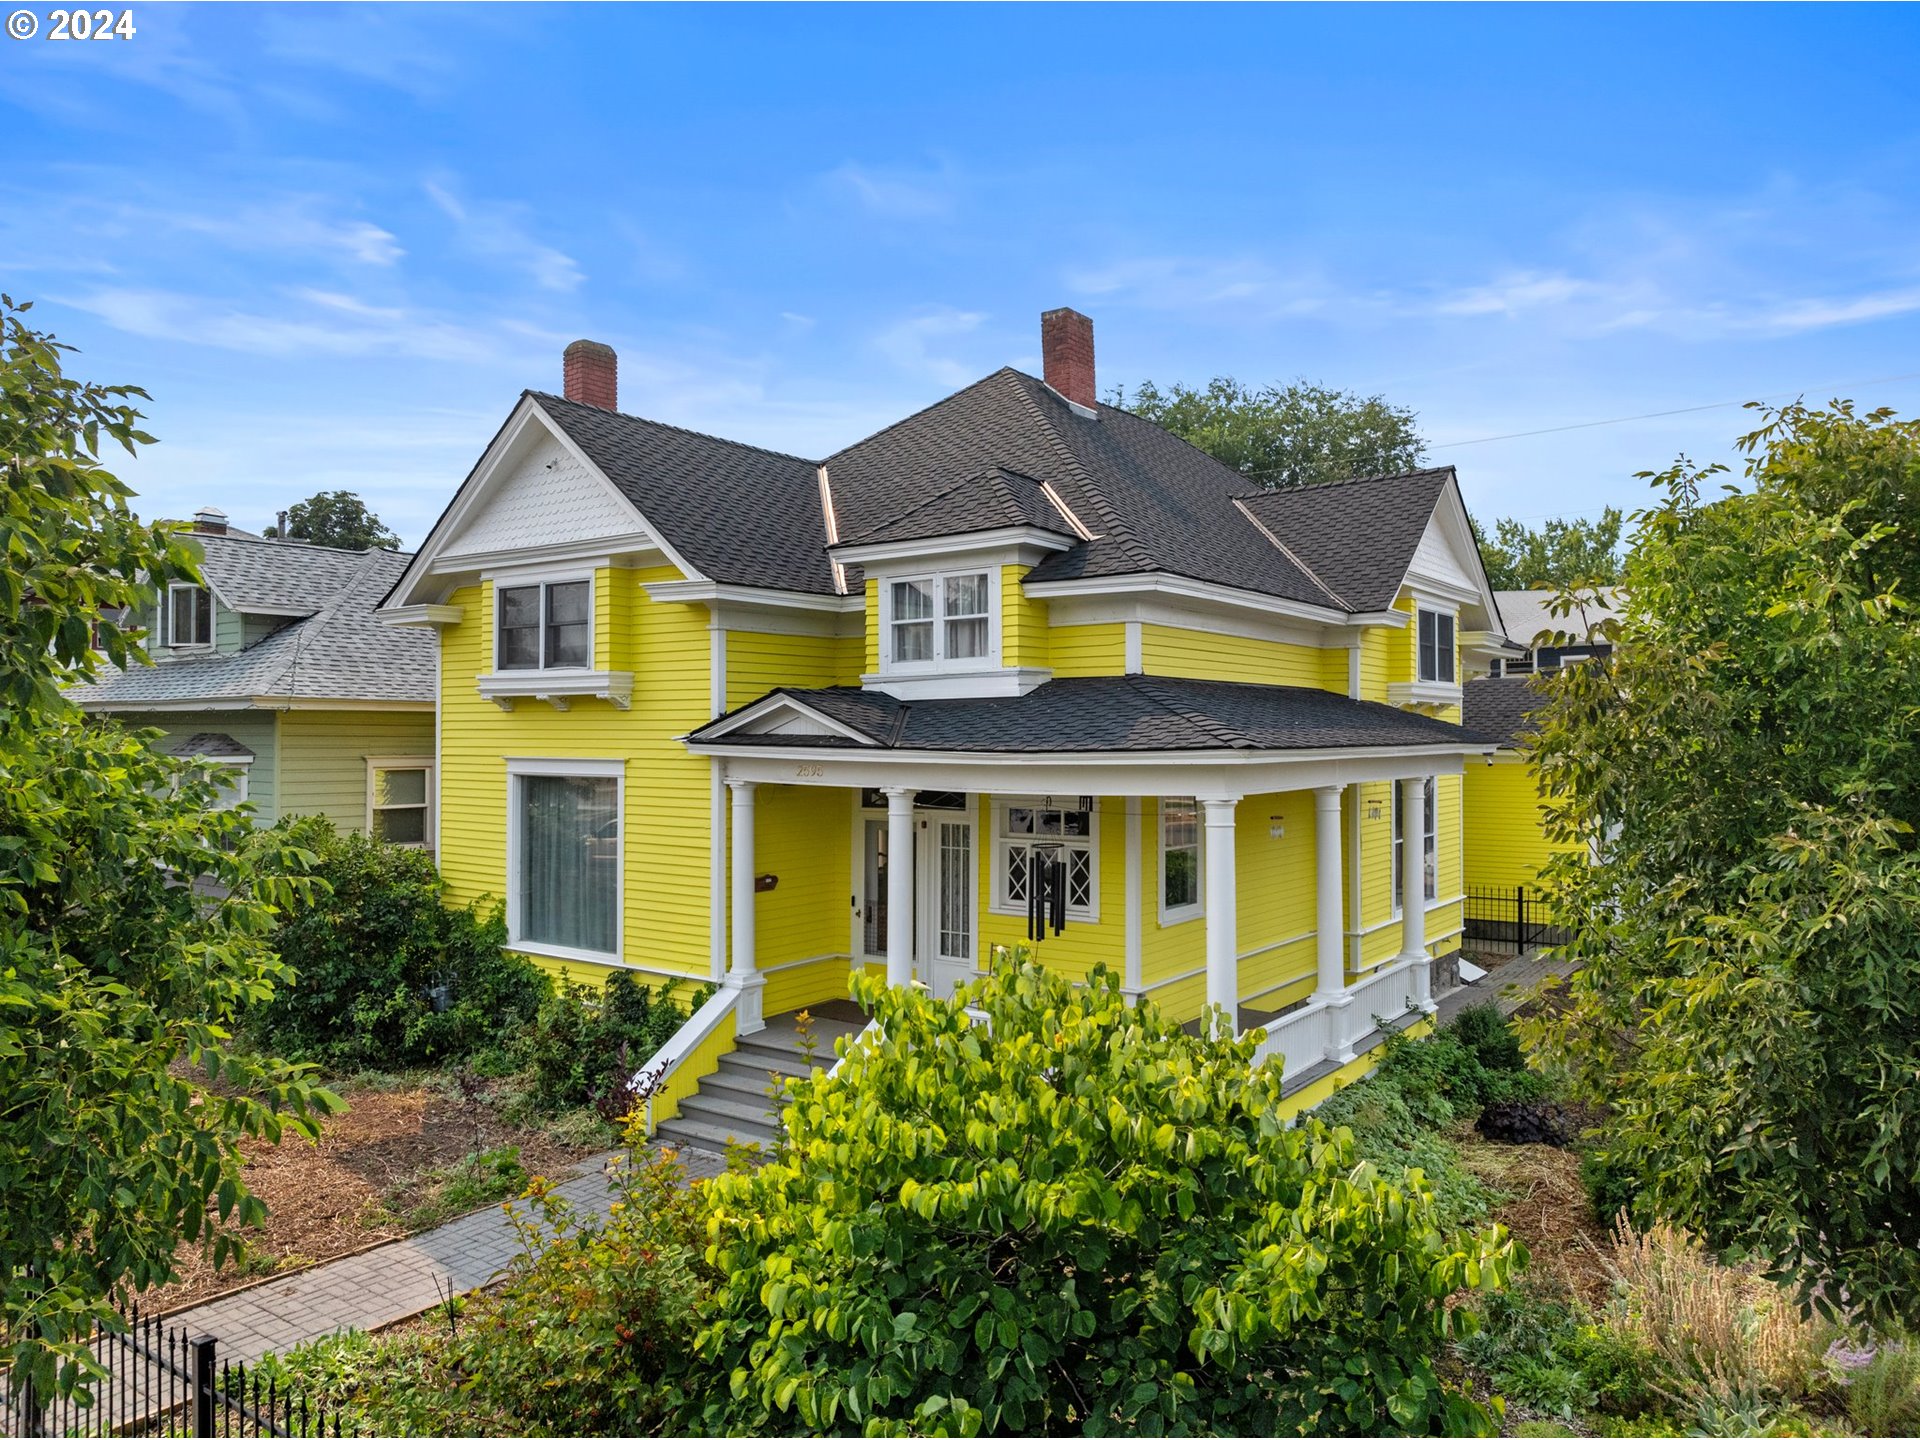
[
  {"xmin": 497, "ymin": 579, "xmax": 590, "ymax": 670},
  {"xmin": 1392, "ymin": 778, "xmax": 1439, "ymax": 911},
  {"xmin": 1160, "ymin": 797, "xmax": 1202, "ymax": 922},
  {"xmin": 1417, "ymin": 608, "xmax": 1456, "ymax": 684},
  {"xmin": 165, "ymin": 584, "xmax": 212, "ymax": 649},
  {"xmin": 509, "ymin": 762, "xmax": 621, "ymax": 958},
  {"xmin": 887, "ymin": 571, "xmax": 992, "ymax": 669},
  {"xmin": 367, "ymin": 759, "xmax": 434, "ymax": 848},
  {"xmin": 997, "ymin": 799, "xmax": 1096, "ymax": 920}
]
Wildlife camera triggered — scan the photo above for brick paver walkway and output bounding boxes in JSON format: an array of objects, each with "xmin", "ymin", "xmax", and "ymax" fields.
[{"xmin": 159, "ymin": 1145, "xmax": 726, "ymax": 1365}]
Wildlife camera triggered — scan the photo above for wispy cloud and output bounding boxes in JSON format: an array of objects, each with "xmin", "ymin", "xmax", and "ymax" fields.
[
  {"xmin": 1758, "ymin": 286, "xmax": 1920, "ymax": 333},
  {"xmin": 424, "ymin": 178, "xmax": 584, "ymax": 293},
  {"xmin": 872, "ymin": 306, "xmax": 988, "ymax": 386},
  {"xmin": 821, "ymin": 161, "xmax": 958, "ymax": 220},
  {"xmin": 1066, "ymin": 255, "xmax": 1330, "ymax": 317},
  {"xmin": 63, "ymin": 285, "xmax": 503, "ymax": 362}
]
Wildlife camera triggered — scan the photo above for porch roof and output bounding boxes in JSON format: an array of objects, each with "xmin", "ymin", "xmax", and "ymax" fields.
[{"xmin": 688, "ymin": 674, "xmax": 1496, "ymax": 755}]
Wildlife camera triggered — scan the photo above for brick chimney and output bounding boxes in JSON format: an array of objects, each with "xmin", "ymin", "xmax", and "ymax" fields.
[
  {"xmin": 1041, "ymin": 307, "xmax": 1096, "ymax": 412},
  {"xmin": 563, "ymin": 339, "xmax": 618, "ymax": 411},
  {"xmin": 192, "ymin": 505, "xmax": 229, "ymax": 536}
]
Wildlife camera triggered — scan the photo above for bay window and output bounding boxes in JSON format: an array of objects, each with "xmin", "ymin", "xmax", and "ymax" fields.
[
  {"xmin": 509, "ymin": 762, "xmax": 621, "ymax": 958},
  {"xmin": 498, "ymin": 579, "xmax": 591, "ymax": 671},
  {"xmin": 886, "ymin": 570, "xmax": 994, "ymax": 669}
]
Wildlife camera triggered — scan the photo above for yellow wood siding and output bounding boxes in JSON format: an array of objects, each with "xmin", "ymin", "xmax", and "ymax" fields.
[
  {"xmin": 1049, "ymin": 623, "xmax": 1127, "ymax": 677},
  {"xmin": 648, "ymin": 1006, "xmax": 735, "ymax": 1129},
  {"xmin": 749, "ymin": 784, "xmax": 856, "ymax": 1015},
  {"xmin": 437, "ymin": 569, "xmax": 715, "ymax": 984},
  {"xmin": 1465, "ymin": 753, "xmax": 1580, "ymax": 892},
  {"xmin": 1388, "ymin": 595, "xmax": 1415, "ymax": 684},
  {"xmin": 1139, "ymin": 625, "xmax": 1329, "ymax": 688},
  {"xmin": 1001, "ymin": 565, "xmax": 1050, "ymax": 670},
  {"xmin": 726, "ymin": 630, "xmax": 860, "ymax": 707},
  {"xmin": 1355, "ymin": 628, "xmax": 1391, "ymax": 701},
  {"xmin": 276, "ymin": 710, "xmax": 434, "ymax": 834},
  {"xmin": 863, "ymin": 578, "xmax": 881, "ymax": 675},
  {"xmin": 1234, "ymin": 791, "xmax": 1318, "ymax": 1010}
]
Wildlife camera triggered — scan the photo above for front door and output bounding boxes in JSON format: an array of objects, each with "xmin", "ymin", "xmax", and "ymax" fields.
[{"xmin": 916, "ymin": 812, "xmax": 976, "ymax": 1000}]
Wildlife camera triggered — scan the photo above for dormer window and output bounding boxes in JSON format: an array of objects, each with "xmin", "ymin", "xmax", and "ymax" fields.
[
  {"xmin": 1417, "ymin": 608, "xmax": 1455, "ymax": 684},
  {"xmin": 886, "ymin": 570, "xmax": 993, "ymax": 670},
  {"xmin": 498, "ymin": 579, "xmax": 590, "ymax": 671},
  {"xmin": 164, "ymin": 583, "xmax": 212, "ymax": 648}
]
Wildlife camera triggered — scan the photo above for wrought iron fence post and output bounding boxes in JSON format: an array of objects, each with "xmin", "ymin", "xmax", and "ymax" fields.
[
  {"xmin": 191, "ymin": 1335, "xmax": 218, "ymax": 1438},
  {"xmin": 1516, "ymin": 884, "xmax": 1527, "ymax": 950}
]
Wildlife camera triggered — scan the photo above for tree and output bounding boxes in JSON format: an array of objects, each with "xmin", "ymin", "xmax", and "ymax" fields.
[
  {"xmin": 0, "ymin": 296, "xmax": 342, "ymax": 1405},
  {"xmin": 692, "ymin": 953, "xmax": 1517, "ymax": 1436},
  {"xmin": 1112, "ymin": 377, "xmax": 1426, "ymax": 489},
  {"xmin": 1477, "ymin": 509, "xmax": 1624, "ymax": 591},
  {"xmin": 263, "ymin": 490, "xmax": 398, "ymax": 551},
  {"xmin": 1521, "ymin": 401, "xmax": 1920, "ymax": 1329}
]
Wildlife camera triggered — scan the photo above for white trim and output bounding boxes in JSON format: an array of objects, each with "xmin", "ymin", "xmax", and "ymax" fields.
[
  {"xmin": 987, "ymin": 794, "xmax": 1101, "ymax": 925},
  {"xmin": 505, "ymin": 757, "xmax": 626, "ymax": 964},
  {"xmin": 1412, "ymin": 603, "xmax": 1459, "ymax": 686},
  {"xmin": 639, "ymin": 986, "xmax": 739, "ymax": 1137},
  {"xmin": 696, "ymin": 692, "xmax": 881, "ymax": 746},
  {"xmin": 1157, "ymin": 795, "xmax": 1205, "ymax": 926},
  {"xmin": 365, "ymin": 754, "xmax": 435, "ymax": 848},
  {"xmin": 1038, "ymin": 480, "xmax": 1099, "ymax": 541},
  {"xmin": 1123, "ymin": 620, "xmax": 1143, "ymax": 675},
  {"xmin": 476, "ymin": 669, "xmax": 632, "ymax": 711},
  {"xmin": 440, "ymin": 536, "xmax": 657, "ymax": 576},
  {"xmin": 1387, "ymin": 679, "xmax": 1464, "ymax": 708},
  {"xmin": 379, "ymin": 603, "xmax": 464, "ymax": 629},
  {"xmin": 492, "ymin": 570, "xmax": 596, "ymax": 674},
  {"xmin": 1347, "ymin": 643, "xmax": 1362, "ymax": 700},
  {"xmin": 74, "ymin": 696, "xmax": 435, "ymax": 714},
  {"xmin": 163, "ymin": 581, "xmax": 214, "ymax": 650},
  {"xmin": 709, "ymin": 761, "xmax": 728, "ymax": 983},
  {"xmin": 817, "ymin": 465, "xmax": 850, "ymax": 595},
  {"xmin": 433, "ymin": 631, "xmax": 443, "ymax": 855},
  {"xmin": 709, "ymin": 625, "xmax": 728, "ymax": 719},
  {"xmin": 877, "ymin": 566, "xmax": 999, "ymax": 675},
  {"xmin": 831, "ymin": 525, "xmax": 1075, "ymax": 568},
  {"xmin": 860, "ymin": 666, "xmax": 1053, "ymax": 701},
  {"xmin": 1024, "ymin": 570, "xmax": 1350, "ymax": 629},
  {"xmin": 1123, "ymin": 797, "xmax": 1143, "ymax": 992}
]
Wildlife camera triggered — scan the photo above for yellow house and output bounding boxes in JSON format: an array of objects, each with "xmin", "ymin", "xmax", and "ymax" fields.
[{"xmin": 380, "ymin": 311, "xmax": 1508, "ymax": 1150}]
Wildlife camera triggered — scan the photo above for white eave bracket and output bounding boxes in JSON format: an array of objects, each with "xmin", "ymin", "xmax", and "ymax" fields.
[
  {"xmin": 476, "ymin": 669, "xmax": 634, "ymax": 711},
  {"xmin": 378, "ymin": 604, "xmax": 464, "ymax": 628}
]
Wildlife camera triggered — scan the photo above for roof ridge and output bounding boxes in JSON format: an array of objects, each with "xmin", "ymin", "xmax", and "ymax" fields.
[
  {"xmin": 821, "ymin": 368, "xmax": 1027, "ymax": 465},
  {"xmin": 1004, "ymin": 371, "xmax": 1158, "ymax": 571},
  {"xmin": 192, "ymin": 531, "xmax": 411, "ymax": 559},
  {"xmin": 529, "ymin": 390, "xmax": 821, "ymax": 467},
  {"xmin": 1123, "ymin": 673, "xmax": 1253, "ymax": 750},
  {"xmin": 1235, "ymin": 464, "xmax": 1456, "ymax": 502}
]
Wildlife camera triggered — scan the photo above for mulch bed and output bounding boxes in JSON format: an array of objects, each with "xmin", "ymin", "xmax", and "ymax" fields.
[
  {"xmin": 1455, "ymin": 1134, "xmax": 1614, "ymax": 1310},
  {"xmin": 136, "ymin": 1082, "xmax": 605, "ymax": 1316}
]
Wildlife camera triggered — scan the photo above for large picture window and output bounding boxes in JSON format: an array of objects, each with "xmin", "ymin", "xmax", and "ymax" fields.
[
  {"xmin": 1417, "ymin": 608, "xmax": 1456, "ymax": 684},
  {"xmin": 165, "ymin": 583, "xmax": 212, "ymax": 648},
  {"xmin": 498, "ymin": 579, "xmax": 591, "ymax": 671},
  {"xmin": 512, "ymin": 768, "xmax": 620, "ymax": 957},
  {"xmin": 1160, "ymin": 797, "xmax": 1202, "ymax": 922},
  {"xmin": 1392, "ymin": 778, "xmax": 1438, "ymax": 911},
  {"xmin": 886, "ymin": 570, "xmax": 993, "ymax": 669},
  {"xmin": 996, "ymin": 799, "xmax": 1096, "ymax": 920}
]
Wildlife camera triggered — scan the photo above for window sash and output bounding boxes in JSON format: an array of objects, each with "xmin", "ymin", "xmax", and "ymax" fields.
[
  {"xmin": 370, "ymin": 764, "xmax": 432, "ymax": 848},
  {"xmin": 997, "ymin": 802, "xmax": 1095, "ymax": 919},
  {"xmin": 1417, "ymin": 609, "xmax": 1456, "ymax": 683},
  {"xmin": 887, "ymin": 571, "xmax": 991, "ymax": 669},
  {"xmin": 167, "ymin": 585, "xmax": 211, "ymax": 647},
  {"xmin": 498, "ymin": 580, "xmax": 591, "ymax": 671},
  {"xmin": 1392, "ymin": 778, "xmax": 1439, "ymax": 909}
]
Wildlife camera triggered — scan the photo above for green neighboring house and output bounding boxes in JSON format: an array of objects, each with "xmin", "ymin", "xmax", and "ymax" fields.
[{"xmin": 71, "ymin": 508, "xmax": 437, "ymax": 845}]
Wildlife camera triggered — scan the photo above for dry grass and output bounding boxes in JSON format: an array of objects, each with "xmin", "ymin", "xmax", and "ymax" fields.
[{"xmin": 1603, "ymin": 1217, "xmax": 1832, "ymax": 1418}]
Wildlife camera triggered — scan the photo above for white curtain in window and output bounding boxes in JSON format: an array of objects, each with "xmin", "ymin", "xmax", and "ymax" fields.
[{"xmin": 520, "ymin": 775, "xmax": 618, "ymax": 953}]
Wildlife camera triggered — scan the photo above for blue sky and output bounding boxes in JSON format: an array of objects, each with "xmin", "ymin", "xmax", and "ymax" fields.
[{"xmin": 5, "ymin": 4, "xmax": 1920, "ymax": 547}]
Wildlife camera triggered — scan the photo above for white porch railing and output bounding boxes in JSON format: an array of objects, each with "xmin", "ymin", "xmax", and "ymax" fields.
[{"xmin": 1247, "ymin": 956, "xmax": 1421, "ymax": 1083}]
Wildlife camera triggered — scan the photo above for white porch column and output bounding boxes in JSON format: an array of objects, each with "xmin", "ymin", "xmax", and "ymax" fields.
[
  {"xmin": 885, "ymin": 786, "xmax": 915, "ymax": 990},
  {"xmin": 1398, "ymin": 774, "xmax": 1436, "ymax": 1014},
  {"xmin": 727, "ymin": 779, "xmax": 765, "ymax": 1034},
  {"xmin": 1313, "ymin": 784, "xmax": 1355, "ymax": 1061},
  {"xmin": 1202, "ymin": 796, "xmax": 1240, "ymax": 1034}
]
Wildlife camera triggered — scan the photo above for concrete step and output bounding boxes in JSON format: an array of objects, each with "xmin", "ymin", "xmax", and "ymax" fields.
[
  {"xmin": 721, "ymin": 1044, "xmax": 817, "ymax": 1081},
  {"xmin": 680, "ymin": 1092, "xmax": 783, "ymax": 1140},
  {"xmin": 656, "ymin": 1115, "xmax": 773, "ymax": 1157},
  {"xmin": 702, "ymin": 1066, "xmax": 792, "ymax": 1104}
]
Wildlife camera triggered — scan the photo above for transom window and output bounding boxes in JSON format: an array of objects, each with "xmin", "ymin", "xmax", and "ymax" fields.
[
  {"xmin": 367, "ymin": 759, "xmax": 433, "ymax": 848},
  {"xmin": 998, "ymin": 800, "xmax": 1095, "ymax": 920},
  {"xmin": 510, "ymin": 766, "xmax": 621, "ymax": 958},
  {"xmin": 1160, "ymin": 797, "xmax": 1203, "ymax": 922},
  {"xmin": 1417, "ymin": 608, "xmax": 1456, "ymax": 684},
  {"xmin": 498, "ymin": 579, "xmax": 590, "ymax": 671},
  {"xmin": 165, "ymin": 584, "xmax": 212, "ymax": 648},
  {"xmin": 1393, "ymin": 778, "xmax": 1439, "ymax": 910},
  {"xmin": 887, "ymin": 570, "xmax": 992, "ymax": 669}
]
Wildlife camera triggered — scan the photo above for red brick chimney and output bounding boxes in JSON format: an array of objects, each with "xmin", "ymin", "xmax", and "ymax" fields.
[
  {"xmin": 563, "ymin": 339, "xmax": 618, "ymax": 411},
  {"xmin": 1041, "ymin": 307, "xmax": 1096, "ymax": 411}
]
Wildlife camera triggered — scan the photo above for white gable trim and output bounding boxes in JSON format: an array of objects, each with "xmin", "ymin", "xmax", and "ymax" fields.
[
  {"xmin": 1391, "ymin": 475, "xmax": 1502, "ymax": 626},
  {"xmin": 693, "ymin": 693, "xmax": 881, "ymax": 747},
  {"xmin": 383, "ymin": 398, "xmax": 708, "ymax": 610}
]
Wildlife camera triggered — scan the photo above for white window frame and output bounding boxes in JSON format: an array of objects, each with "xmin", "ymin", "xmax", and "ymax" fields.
[
  {"xmin": 1392, "ymin": 777, "xmax": 1439, "ymax": 915},
  {"xmin": 494, "ymin": 572, "xmax": 594, "ymax": 673},
  {"xmin": 879, "ymin": 567, "xmax": 1000, "ymax": 674},
  {"xmin": 1416, "ymin": 607, "xmax": 1456, "ymax": 684},
  {"xmin": 366, "ymin": 756, "xmax": 435, "ymax": 849},
  {"xmin": 987, "ymin": 795, "xmax": 1099, "ymax": 924},
  {"xmin": 1158, "ymin": 796, "xmax": 1204, "ymax": 925},
  {"xmin": 164, "ymin": 582, "xmax": 213, "ymax": 650},
  {"xmin": 504, "ymin": 757, "xmax": 625, "ymax": 964}
]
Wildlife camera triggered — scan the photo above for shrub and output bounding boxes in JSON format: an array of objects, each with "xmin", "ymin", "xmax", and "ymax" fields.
[
  {"xmin": 1313, "ymin": 1064, "xmax": 1500, "ymax": 1232},
  {"xmin": 687, "ymin": 951, "xmax": 1520, "ymax": 1436},
  {"xmin": 1842, "ymin": 1338, "xmax": 1920, "ymax": 1437},
  {"xmin": 247, "ymin": 817, "xmax": 545, "ymax": 1068},
  {"xmin": 521, "ymin": 970, "xmax": 702, "ymax": 1114},
  {"xmin": 1452, "ymin": 1002, "xmax": 1528, "ymax": 1074},
  {"xmin": 1580, "ymin": 1147, "xmax": 1641, "ymax": 1225},
  {"xmin": 1458, "ymin": 1275, "xmax": 1659, "ymax": 1423},
  {"xmin": 1476, "ymin": 1100, "xmax": 1579, "ymax": 1147}
]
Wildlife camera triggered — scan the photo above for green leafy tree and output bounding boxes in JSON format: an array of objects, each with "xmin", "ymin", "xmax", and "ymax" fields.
[
  {"xmin": 263, "ymin": 489, "xmax": 398, "ymax": 551},
  {"xmin": 0, "ymin": 297, "xmax": 342, "ymax": 1405},
  {"xmin": 1522, "ymin": 401, "xmax": 1920, "ymax": 1329},
  {"xmin": 691, "ymin": 953, "xmax": 1518, "ymax": 1436},
  {"xmin": 1477, "ymin": 509, "xmax": 1624, "ymax": 591},
  {"xmin": 1113, "ymin": 377, "xmax": 1426, "ymax": 489}
]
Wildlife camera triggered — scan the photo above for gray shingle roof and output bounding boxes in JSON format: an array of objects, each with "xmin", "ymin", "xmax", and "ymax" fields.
[
  {"xmin": 190, "ymin": 532, "xmax": 371, "ymax": 613},
  {"xmin": 841, "ymin": 466, "xmax": 1079, "ymax": 546},
  {"xmin": 72, "ymin": 547, "xmax": 434, "ymax": 709},
  {"xmin": 1234, "ymin": 469, "xmax": 1456, "ymax": 612},
  {"xmin": 163, "ymin": 731, "xmax": 255, "ymax": 760},
  {"xmin": 693, "ymin": 674, "xmax": 1494, "ymax": 754},
  {"xmin": 1461, "ymin": 676, "xmax": 1546, "ymax": 749}
]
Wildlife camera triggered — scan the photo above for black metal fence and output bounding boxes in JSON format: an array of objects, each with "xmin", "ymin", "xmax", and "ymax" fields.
[
  {"xmin": 5, "ymin": 1303, "xmax": 350, "ymax": 1439},
  {"xmin": 1462, "ymin": 884, "xmax": 1565, "ymax": 956}
]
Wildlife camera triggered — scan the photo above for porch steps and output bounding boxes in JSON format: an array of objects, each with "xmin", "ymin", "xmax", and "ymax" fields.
[{"xmin": 655, "ymin": 1006, "xmax": 868, "ymax": 1158}]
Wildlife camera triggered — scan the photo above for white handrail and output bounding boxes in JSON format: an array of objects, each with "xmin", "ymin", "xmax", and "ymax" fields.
[{"xmin": 641, "ymin": 986, "xmax": 739, "ymax": 1137}]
